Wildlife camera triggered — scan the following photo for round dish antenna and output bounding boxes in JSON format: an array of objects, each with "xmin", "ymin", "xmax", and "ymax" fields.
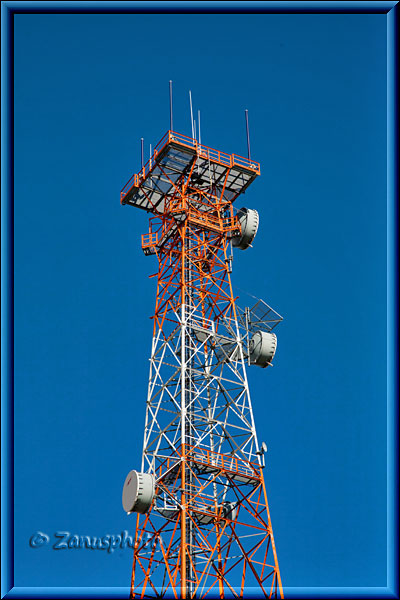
[
  {"xmin": 249, "ymin": 331, "xmax": 277, "ymax": 368},
  {"xmin": 232, "ymin": 207, "xmax": 259, "ymax": 250},
  {"xmin": 122, "ymin": 470, "xmax": 155, "ymax": 514}
]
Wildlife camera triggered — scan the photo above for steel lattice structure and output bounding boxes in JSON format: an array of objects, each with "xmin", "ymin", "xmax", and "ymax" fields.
[{"xmin": 120, "ymin": 130, "xmax": 284, "ymax": 599}]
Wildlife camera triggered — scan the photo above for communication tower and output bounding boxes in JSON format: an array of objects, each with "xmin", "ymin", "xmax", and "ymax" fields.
[{"xmin": 120, "ymin": 92, "xmax": 284, "ymax": 599}]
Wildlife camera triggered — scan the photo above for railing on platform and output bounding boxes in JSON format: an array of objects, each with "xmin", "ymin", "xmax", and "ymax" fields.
[
  {"xmin": 187, "ymin": 208, "xmax": 238, "ymax": 233},
  {"xmin": 141, "ymin": 232, "xmax": 159, "ymax": 249},
  {"xmin": 187, "ymin": 445, "xmax": 259, "ymax": 479},
  {"xmin": 154, "ymin": 445, "xmax": 259, "ymax": 482},
  {"xmin": 120, "ymin": 130, "xmax": 261, "ymax": 204}
]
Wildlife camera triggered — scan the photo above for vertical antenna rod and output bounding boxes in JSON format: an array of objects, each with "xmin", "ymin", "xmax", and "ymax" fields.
[
  {"xmin": 169, "ymin": 80, "xmax": 173, "ymax": 131},
  {"xmin": 189, "ymin": 90, "xmax": 194, "ymax": 140},
  {"xmin": 245, "ymin": 109, "xmax": 251, "ymax": 160},
  {"xmin": 141, "ymin": 138, "xmax": 144, "ymax": 169},
  {"xmin": 198, "ymin": 110, "xmax": 201, "ymax": 146}
]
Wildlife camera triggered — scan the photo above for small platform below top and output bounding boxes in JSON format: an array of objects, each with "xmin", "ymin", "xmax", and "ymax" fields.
[
  {"xmin": 120, "ymin": 131, "xmax": 260, "ymax": 213},
  {"xmin": 156, "ymin": 445, "xmax": 260, "ymax": 487}
]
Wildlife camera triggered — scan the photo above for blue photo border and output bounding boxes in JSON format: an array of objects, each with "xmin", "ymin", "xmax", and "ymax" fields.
[{"xmin": 1, "ymin": 2, "xmax": 398, "ymax": 598}]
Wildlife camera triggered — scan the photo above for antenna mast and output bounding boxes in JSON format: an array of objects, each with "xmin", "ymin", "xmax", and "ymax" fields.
[
  {"xmin": 198, "ymin": 109, "xmax": 201, "ymax": 146},
  {"xmin": 169, "ymin": 80, "xmax": 173, "ymax": 130},
  {"xmin": 245, "ymin": 108, "xmax": 251, "ymax": 160},
  {"xmin": 189, "ymin": 90, "xmax": 194, "ymax": 139}
]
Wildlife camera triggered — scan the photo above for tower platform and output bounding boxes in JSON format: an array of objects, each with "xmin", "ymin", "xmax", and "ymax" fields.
[{"xmin": 120, "ymin": 131, "xmax": 260, "ymax": 213}]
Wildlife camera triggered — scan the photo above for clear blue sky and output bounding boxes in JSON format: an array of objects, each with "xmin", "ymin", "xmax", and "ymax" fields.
[{"xmin": 13, "ymin": 11, "xmax": 387, "ymax": 593}]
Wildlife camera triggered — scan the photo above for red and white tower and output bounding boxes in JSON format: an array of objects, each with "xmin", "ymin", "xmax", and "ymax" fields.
[{"xmin": 120, "ymin": 124, "xmax": 284, "ymax": 599}]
